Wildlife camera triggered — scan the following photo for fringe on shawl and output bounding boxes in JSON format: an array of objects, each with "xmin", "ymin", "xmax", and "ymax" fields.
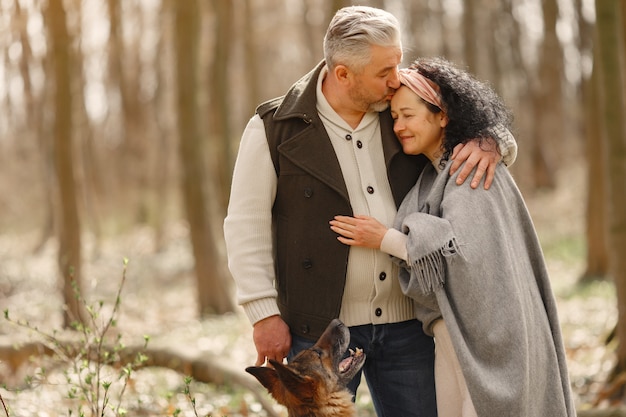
[{"xmin": 409, "ymin": 237, "xmax": 461, "ymax": 294}]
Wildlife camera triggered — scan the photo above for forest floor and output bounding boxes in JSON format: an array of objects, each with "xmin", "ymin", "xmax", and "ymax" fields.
[{"xmin": 0, "ymin": 164, "xmax": 621, "ymax": 416}]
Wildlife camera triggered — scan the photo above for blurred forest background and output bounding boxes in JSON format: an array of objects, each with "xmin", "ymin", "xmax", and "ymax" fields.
[{"xmin": 0, "ymin": 0, "xmax": 626, "ymax": 415}]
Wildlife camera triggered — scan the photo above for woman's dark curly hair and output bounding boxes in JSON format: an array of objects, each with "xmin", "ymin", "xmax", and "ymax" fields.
[{"xmin": 407, "ymin": 57, "xmax": 513, "ymax": 165}]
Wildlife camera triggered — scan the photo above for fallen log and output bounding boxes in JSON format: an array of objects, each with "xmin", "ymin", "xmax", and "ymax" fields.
[{"xmin": 0, "ymin": 337, "xmax": 281, "ymax": 417}]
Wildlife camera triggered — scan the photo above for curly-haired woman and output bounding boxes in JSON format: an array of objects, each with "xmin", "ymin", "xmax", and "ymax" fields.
[{"xmin": 330, "ymin": 57, "xmax": 575, "ymax": 417}]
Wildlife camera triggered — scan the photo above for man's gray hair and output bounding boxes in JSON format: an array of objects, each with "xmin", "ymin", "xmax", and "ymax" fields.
[{"xmin": 324, "ymin": 6, "xmax": 401, "ymax": 73}]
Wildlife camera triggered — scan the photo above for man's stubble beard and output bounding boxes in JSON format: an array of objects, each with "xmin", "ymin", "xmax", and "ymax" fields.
[
  {"xmin": 368, "ymin": 100, "xmax": 390, "ymax": 112},
  {"xmin": 349, "ymin": 83, "xmax": 392, "ymax": 113}
]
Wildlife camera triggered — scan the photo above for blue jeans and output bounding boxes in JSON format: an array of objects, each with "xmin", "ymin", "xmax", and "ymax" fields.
[{"xmin": 289, "ymin": 319, "xmax": 437, "ymax": 417}]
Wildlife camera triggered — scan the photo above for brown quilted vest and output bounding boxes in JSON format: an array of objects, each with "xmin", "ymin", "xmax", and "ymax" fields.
[{"xmin": 258, "ymin": 62, "xmax": 427, "ymax": 340}]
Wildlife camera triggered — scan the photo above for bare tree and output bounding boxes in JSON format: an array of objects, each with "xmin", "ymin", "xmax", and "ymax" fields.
[
  {"xmin": 594, "ymin": 0, "xmax": 626, "ymax": 390},
  {"xmin": 148, "ymin": 0, "xmax": 176, "ymax": 251},
  {"xmin": 530, "ymin": 0, "xmax": 563, "ymax": 189},
  {"xmin": 208, "ymin": 0, "xmax": 235, "ymax": 210},
  {"xmin": 299, "ymin": 0, "xmax": 322, "ymax": 69},
  {"xmin": 578, "ymin": 0, "xmax": 609, "ymax": 282},
  {"xmin": 174, "ymin": 0, "xmax": 235, "ymax": 316},
  {"xmin": 462, "ymin": 0, "xmax": 496, "ymax": 82},
  {"xmin": 13, "ymin": 1, "xmax": 56, "ymax": 253},
  {"xmin": 107, "ymin": 0, "xmax": 152, "ymax": 224},
  {"xmin": 243, "ymin": 0, "xmax": 261, "ymax": 116},
  {"xmin": 45, "ymin": 0, "xmax": 86, "ymax": 327},
  {"xmin": 463, "ymin": 0, "xmax": 478, "ymax": 72}
]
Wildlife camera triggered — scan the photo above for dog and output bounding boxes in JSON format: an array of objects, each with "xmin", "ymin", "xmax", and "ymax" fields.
[{"xmin": 246, "ymin": 319, "xmax": 365, "ymax": 417}]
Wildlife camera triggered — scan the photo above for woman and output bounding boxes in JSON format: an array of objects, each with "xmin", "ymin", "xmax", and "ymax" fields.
[{"xmin": 329, "ymin": 57, "xmax": 575, "ymax": 417}]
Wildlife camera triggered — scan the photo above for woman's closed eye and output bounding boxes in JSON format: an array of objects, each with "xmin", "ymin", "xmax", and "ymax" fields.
[{"xmin": 394, "ymin": 114, "xmax": 414, "ymax": 124}]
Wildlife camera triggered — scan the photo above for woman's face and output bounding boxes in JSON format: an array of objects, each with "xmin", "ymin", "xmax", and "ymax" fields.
[{"xmin": 390, "ymin": 86, "xmax": 447, "ymax": 161}]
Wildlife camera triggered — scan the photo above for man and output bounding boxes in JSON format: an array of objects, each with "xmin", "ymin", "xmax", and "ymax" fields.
[{"xmin": 224, "ymin": 6, "xmax": 517, "ymax": 416}]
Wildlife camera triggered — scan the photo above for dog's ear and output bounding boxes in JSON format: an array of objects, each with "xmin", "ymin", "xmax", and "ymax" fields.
[
  {"xmin": 247, "ymin": 361, "xmax": 316, "ymax": 406},
  {"xmin": 247, "ymin": 364, "xmax": 297, "ymax": 405},
  {"xmin": 270, "ymin": 360, "xmax": 316, "ymax": 402},
  {"xmin": 246, "ymin": 366, "xmax": 281, "ymax": 393}
]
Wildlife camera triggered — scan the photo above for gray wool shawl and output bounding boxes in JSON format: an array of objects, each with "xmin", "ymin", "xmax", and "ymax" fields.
[{"xmin": 395, "ymin": 162, "xmax": 576, "ymax": 417}]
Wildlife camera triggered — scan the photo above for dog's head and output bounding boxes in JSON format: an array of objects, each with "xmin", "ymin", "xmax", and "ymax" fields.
[{"xmin": 246, "ymin": 319, "xmax": 365, "ymax": 416}]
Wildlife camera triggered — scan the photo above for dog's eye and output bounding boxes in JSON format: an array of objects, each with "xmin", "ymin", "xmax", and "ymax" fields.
[{"xmin": 312, "ymin": 348, "xmax": 323, "ymax": 358}]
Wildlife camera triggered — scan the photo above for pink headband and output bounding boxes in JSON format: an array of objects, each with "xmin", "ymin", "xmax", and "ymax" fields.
[{"xmin": 398, "ymin": 68, "xmax": 443, "ymax": 110}]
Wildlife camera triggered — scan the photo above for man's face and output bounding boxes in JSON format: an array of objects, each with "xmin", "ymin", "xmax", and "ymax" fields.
[{"xmin": 348, "ymin": 44, "xmax": 402, "ymax": 112}]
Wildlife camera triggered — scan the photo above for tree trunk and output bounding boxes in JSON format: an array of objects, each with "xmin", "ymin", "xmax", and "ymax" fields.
[
  {"xmin": 45, "ymin": 0, "xmax": 86, "ymax": 327},
  {"xmin": 73, "ymin": 0, "xmax": 104, "ymax": 258},
  {"xmin": 0, "ymin": 339, "xmax": 281, "ymax": 417},
  {"xmin": 148, "ymin": 0, "xmax": 174, "ymax": 252},
  {"xmin": 174, "ymin": 0, "xmax": 235, "ymax": 316},
  {"xmin": 107, "ymin": 0, "xmax": 151, "ymax": 226},
  {"xmin": 14, "ymin": 1, "xmax": 55, "ymax": 254},
  {"xmin": 499, "ymin": 0, "xmax": 533, "ymax": 191},
  {"xmin": 299, "ymin": 0, "xmax": 320, "ymax": 71},
  {"xmin": 581, "ymin": 25, "xmax": 609, "ymax": 282},
  {"xmin": 594, "ymin": 0, "xmax": 626, "ymax": 387},
  {"xmin": 463, "ymin": 0, "xmax": 477, "ymax": 72},
  {"xmin": 209, "ymin": 0, "xmax": 234, "ymax": 211},
  {"xmin": 243, "ymin": 0, "xmax": 262, "ymax": 118},
  {"xmin": 406, "ymin": 1, "xmax": 429, "ymax": 60},
  {"xmin": 531, "ymin": 0, "xmax": 562, "ymax": 190}
]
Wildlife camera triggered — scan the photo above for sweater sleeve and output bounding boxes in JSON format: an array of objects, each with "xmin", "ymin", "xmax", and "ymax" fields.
[
  {"xmin": 223, "ymin": 115, "xmax": 281, "ymax": 325},
  {"xmin": 490, "ymin": 123, "xmax": 517, "ymax": 166},
  {"xmin": 380, "ymin": 228, "xmax": 408, "ymax": 261}
]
